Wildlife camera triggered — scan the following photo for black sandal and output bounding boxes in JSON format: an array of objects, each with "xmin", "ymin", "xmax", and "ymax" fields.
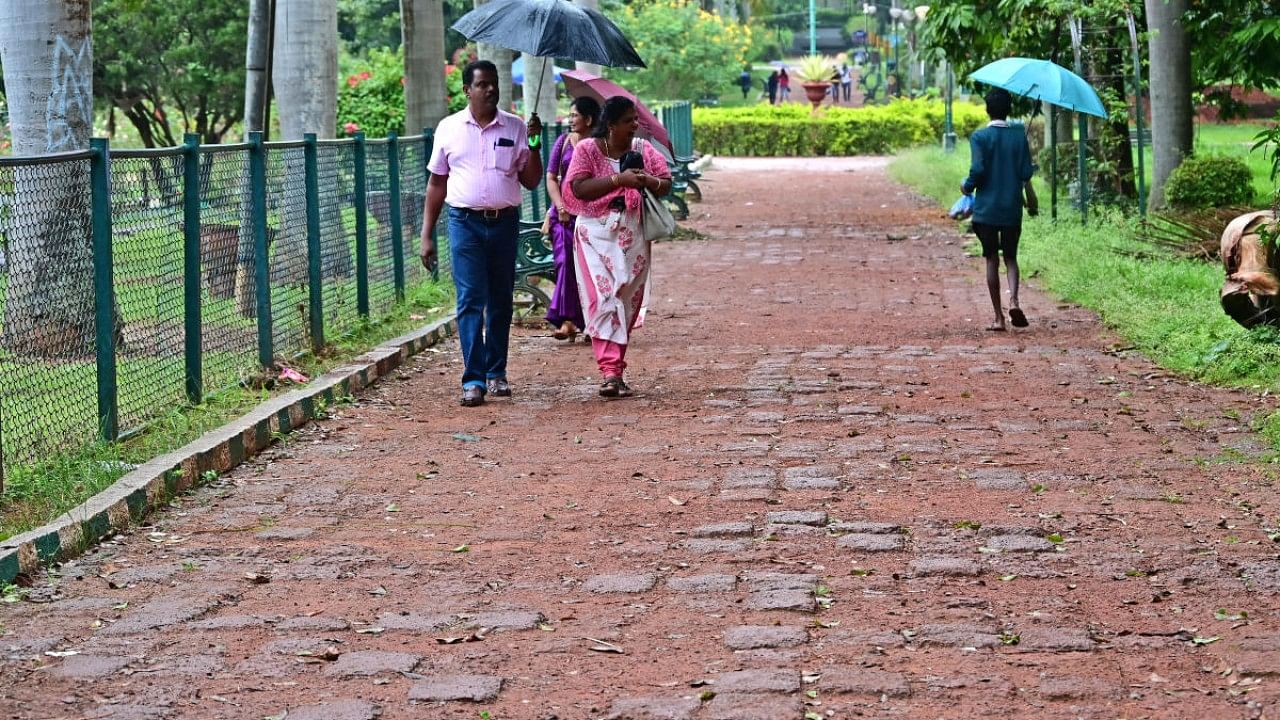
[{"xmin": 599, "ymin": 376, "xmax": 622, "ymax": 397}]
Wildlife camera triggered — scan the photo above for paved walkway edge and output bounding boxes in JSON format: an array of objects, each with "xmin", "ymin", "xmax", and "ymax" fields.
[{"xmin": 0, "ymin": 315, "xmax": 458, "ymax": 584}]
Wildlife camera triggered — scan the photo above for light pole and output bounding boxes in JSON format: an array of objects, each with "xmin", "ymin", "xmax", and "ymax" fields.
[
  {"xmin": 889, "ymin": 7, "xmax": 903, "ymax": 96},
  {"xmin": 943, "ymin": 62, "xmax": 956, "ymax": 151},
  {"xmin": 914, "ymin": 5, "xmax": 929, "ymax": 91},
  {"xmin": 809, "ymin": 0, "xmax": 816, "ymax": 54},
  {"xmin": 863, "ymin": 3, "xmax": 875, "ymax": 57},
  {"xmin": 898, "ymin": 11, "xmax": 915, "ymax": 96}
]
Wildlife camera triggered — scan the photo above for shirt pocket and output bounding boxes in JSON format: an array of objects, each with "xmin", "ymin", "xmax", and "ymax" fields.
[{"xmin": 493, "ymin": 145, "xmax": 517, "ymax": 173}]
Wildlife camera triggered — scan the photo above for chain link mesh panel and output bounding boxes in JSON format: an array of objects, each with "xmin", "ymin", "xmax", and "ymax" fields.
[
  {"xmin": 316, "ymin": 142, "xmax": 359, "ymax": 338},
  {"xmin": 197, "ymin": 147, "xmax": 259, "ymax": 393},
  {"xmin": 398, "ymin": 136, "xmax": 428, "ymax": 288},
  {"xmin": 264, "ymin": 143, "xmax": 310, "ymax": 358},
  {"xmin": 364, "ymin": 140, "xmax": 397, "ymax": 318},
  {"xmin": 0, "ymin": 155, "xmax": 99, "ymax": 468},
  {"xmin": 109, "ymin": 150, "xmax": 186, "ymax": 432}
]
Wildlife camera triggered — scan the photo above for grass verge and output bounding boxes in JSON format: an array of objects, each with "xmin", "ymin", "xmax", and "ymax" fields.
[
  {"xmin": 0, "ymin": 279, "xmax": 453, "ymax": 542},
  {"xmin": 891, "ymin": 145, "xmax": 1280, "ymax": 441}
]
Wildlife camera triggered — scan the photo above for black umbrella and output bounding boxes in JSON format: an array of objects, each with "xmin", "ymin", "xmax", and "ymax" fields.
[{"xmin": 452, "ymin": 0, "xmax": 646, "ymax": 69}]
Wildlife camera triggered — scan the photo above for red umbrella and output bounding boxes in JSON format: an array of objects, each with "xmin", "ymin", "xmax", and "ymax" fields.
[{"xmin": 561, "ymin": 69, "xmax": 673, "ymax": 155}]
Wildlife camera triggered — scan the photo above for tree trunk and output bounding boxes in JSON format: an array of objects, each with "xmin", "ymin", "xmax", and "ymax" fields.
[
  {"xmin": 1144, "ymin": 0, "xmax": 1194, "ymax": 209},
  {"xmin": 268, "ymin": 0, "xmax": 344, "ymax": 287},
  {"xmin": 474, "ymin": 0, "xmax": 514, "ymax": 112},
  {"xmin": 1102, "ymin": 45, "xmax": 1137, "ymax": 200},
  {"xmin": 522, "ymin": 56, "xmax": 557, "ymax": 122},
  {"xmin": 401, "ymin": 0, "xmax": 448, "ymax": 135},
  {"xmin": 235, "ymin": 0, "xmax": 274, "ymax": 318},
  {"xmin": 0, "ymin": 0, "xmax": 97, "ymax": 356},
  {"xmin": 573, "ymin": 0, "xmax": 602, "ymax": 77},
  {"xmin": 244, "ymin": 0, "xmax": 272, "ymax": 137}
]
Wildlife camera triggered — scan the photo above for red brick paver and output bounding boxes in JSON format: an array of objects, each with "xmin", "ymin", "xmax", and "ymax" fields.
[{"xmin": 2, "ymin": 157, "xmax": 1278, "ymax": 719}]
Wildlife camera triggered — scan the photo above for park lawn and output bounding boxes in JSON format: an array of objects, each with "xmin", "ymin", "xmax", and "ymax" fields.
[{"xmin": 891, "ymin": 143, "xmax": 1280, "ymax": 409}]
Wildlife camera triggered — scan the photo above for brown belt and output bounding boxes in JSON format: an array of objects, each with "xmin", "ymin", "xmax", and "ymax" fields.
[{"xmin": 455, "ymin": 206, "xmax": 518, "ymax": 220}]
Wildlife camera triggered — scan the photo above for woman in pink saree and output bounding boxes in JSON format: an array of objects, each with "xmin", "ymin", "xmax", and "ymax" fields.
[{"xmin": 563, "ymin": 96, "xmax": 672, "ymax": 397}]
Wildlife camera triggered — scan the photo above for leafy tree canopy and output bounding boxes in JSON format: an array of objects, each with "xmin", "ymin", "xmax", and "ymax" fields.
[
  {"xmin": 1185, "ymin": 1, "xmax": 1280, "ymax": 91},
  {"xmin": 93, "ymin": 0, "xmax": 246, "ymax": 145},
  {"xmin": 610, "ymin": 0, "xmax": 754, "ymax": 101}
]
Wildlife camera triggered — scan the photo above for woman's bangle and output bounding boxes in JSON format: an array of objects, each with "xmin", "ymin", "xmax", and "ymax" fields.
[{"xmin": 610, "ymin": 174, "xmax": 619, "ymax": 187}]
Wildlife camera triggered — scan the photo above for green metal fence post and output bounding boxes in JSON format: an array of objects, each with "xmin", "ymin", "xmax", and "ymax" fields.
[
  {"xmin": 181, "ymin": 134, "xmax": 203, "ymax": 404},
  {"xmin": 387, "ymin": 133, "xmax": 406, "ymax": 302},
  {"xmin": 303, "ymin": 133, "xmax": 324, "ymax": 352},
  {"xmin": 354, "ymin": 132, "xmax": 370, "ymax": 318},
  {"xmin": 90, "ymin": 138, "xmax": 119, "ymax": 442},
  {"xmin": 249, "ymin": 131, "xmax": 273, "ymax": 367}
]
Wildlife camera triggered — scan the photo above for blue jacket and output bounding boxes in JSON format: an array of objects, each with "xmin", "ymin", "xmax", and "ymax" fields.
[{"xmin": 962, "ymin": 122, "xmax": 1033, "ymax": 227}]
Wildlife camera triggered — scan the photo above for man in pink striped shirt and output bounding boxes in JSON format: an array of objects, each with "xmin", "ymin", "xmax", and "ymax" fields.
[{"xmin": 421, "ymin": 60, "xmax": 543, "ymax": 407}]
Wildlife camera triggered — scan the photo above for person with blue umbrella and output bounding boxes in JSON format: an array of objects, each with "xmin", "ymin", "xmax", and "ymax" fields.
[{"xmin": 961, "ymin": 87, "xmax": 1037, "ymax": 332}]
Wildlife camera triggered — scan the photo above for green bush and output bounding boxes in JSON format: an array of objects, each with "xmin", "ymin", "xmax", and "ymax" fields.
[
  {"xmin": 692, "ymin": 99, "xmax": 986, "ymax": 156},
  {"xmin": 1164, "ymin": 155, "xmax": 1256, "ymax": 209},
  {"xmin": 337, "ymin": 48, "xmax": 406, "ymax": 138}
]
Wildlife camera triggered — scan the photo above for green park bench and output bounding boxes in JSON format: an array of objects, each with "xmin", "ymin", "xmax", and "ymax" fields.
[
  {"xmin": 1129, "ymin": 126, "xmax": 1152, "ymax": 146},
  {"xmin": 659, "ymin": 101, "xmax": 701, "ymax": 221},
  {"xmin": 514, "ymin": 218, "xmax": 554, "ymax": 315}
]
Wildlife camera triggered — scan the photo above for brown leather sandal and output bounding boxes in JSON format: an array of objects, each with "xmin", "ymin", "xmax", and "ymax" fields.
[{"xmin": 599, "ymin": 376, "xmax": 622, "ymax": 397}]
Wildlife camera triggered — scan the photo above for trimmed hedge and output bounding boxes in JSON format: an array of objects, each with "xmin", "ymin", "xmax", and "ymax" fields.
[{"xmin": 692, "ymin": 99, "xmax": 988, "ymax": 156}]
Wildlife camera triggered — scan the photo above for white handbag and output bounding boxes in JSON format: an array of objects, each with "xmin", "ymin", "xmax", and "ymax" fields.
[{"xmin": 641, "ymin": 188, "xmax": 676, "ymax": 241}]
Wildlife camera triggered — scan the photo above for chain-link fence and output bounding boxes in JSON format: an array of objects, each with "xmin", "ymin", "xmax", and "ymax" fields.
[
  {"xmin": 0, "ymin": 131, "xmax": 445, "ymax": 492},
  {"xmin": 0, "ymin": 112, "xmax": 700, "ymax": 493}
]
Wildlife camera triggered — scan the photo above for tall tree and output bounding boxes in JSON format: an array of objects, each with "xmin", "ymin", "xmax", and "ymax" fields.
[
  {"xmin": 574, "ymin": 0, "xmax": 602, "ymax": 76},
  {"xmin": 244, "ymin": 0, "xmax": 272, "ymax": 137},
  {"xmin": 1144, "ymin": 0, "xmax": 1193, "ymax": 208},
  {"xmin": 522, "ymin": 57, "xmax": 556, "ymax": 122},
  {"xmin": 267, "ymin": 0, "xmax": 346, "ymax": 288},
  {"xmin": 0, "ymin": 0, "xmax": 97, "ymax": 355},
  {"xmin": 473, "ymin": 0, "xmax": 514, "ymax": 112},
  {"xmin": 402, "ymin": 0, "xmax": 448, "ymax": 134},
  {"xmin": 93, "ymin": 0, "xmax": 247, "ymax": 147}
]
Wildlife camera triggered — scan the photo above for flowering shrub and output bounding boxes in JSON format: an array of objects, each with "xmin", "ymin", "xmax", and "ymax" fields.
[
  {"xmin": 337, "ymin": 48, "xmax": 407, "ymax": 137},
  {"xmin": 337, "ymin": 48, "xmax": 468, "ymax": 137},
  {"xmin": 610, "ymin": 0, "xmax": 753, "ymax": 101}
]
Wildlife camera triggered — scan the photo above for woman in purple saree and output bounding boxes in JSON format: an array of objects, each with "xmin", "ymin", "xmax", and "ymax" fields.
[{"xmin": 544, "ymin": 96, "xmax": 601, "ymax": 342}]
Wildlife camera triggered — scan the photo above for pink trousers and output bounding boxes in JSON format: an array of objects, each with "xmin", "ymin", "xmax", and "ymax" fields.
[{"xmin": 592, "ymin": 338, "xmax": 628, "ymax": 378}]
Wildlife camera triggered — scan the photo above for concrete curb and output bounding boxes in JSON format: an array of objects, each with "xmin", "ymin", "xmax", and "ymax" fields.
[{"xmin": 0, "ymin": 315, "xmax": 457, "ymax": 584}]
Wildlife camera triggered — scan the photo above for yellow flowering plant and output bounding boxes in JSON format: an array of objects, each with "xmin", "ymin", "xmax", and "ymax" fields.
[{"xmin": 610, "ymin": 0, "xmax": 755, "ymax": 100}]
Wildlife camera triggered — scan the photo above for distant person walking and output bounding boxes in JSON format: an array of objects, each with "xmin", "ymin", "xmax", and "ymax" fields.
[
  {"xmin": 960, "ymin": 87, "xmax": 1037, "ymax": 332},
  {"xmin": 779, "ymin": 68, "xmax": 791, "ymax": 102},
  {"xmin": 543, "ymin": 96, "xmax": 601, "ymax": 342},
  {"xmin": 840, "ymin": 63, "xmax": 853, "ymax": 102},
  {"xmin": 766, "ymin": 70, "xmax": 780, "ymax": 105},
  {"xmin": 830, "ymin": 66, "xmax": 841, "ymax": 103},
  {"xmin": 738, "ymin": 66, "xmax": 752, "ymax": 99},
  {"xmin": 861, "ymin": 65, "xmax": 882, "ymax": 105}
]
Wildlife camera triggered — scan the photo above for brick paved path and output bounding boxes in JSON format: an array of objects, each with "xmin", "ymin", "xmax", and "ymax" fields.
[{"xmin": 3, "ymin": 157, "xmax": 1279, "ymax": 719}]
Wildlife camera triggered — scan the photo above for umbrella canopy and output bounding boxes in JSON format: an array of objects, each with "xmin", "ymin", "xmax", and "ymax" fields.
[
  {"xmin": 511, "ymin": 56, "xmax": 567, "ymax": 85},
  {"xmin": 452, "ymin": 0, "xmax": 645, "ymax": 69},
  {"xmin": 561, "ymin": 69, "xmax": 672, "ymax": 154},
  {"xmin": 969, "ymin": 57, "xmax": 1107, "ymax": 118}
]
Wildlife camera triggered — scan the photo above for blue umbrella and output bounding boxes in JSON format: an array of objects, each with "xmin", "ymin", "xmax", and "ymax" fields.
[{"xmin": 969, "ymin": 57, "xmax": 1107, "ymax": 118}]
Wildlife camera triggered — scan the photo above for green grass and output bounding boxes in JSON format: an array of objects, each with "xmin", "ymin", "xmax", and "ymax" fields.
[
  {"xmin": 891, "ymin": 143, "xmax": 1280, "ymax": 397},
  {"xmin": 0, "ymin": 277, "xmax": 453, "ymax": 542}
]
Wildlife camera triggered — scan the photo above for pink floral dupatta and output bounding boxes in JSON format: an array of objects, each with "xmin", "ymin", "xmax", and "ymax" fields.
[{"xmin": 561, "ymin": 139, "xmax": 671, "ymax": 345}]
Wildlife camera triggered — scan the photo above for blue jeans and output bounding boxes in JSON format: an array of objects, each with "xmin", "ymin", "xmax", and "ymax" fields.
[{"xmin": 447, "ymin": 207, "xmax": 518, "ymax": 390}]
